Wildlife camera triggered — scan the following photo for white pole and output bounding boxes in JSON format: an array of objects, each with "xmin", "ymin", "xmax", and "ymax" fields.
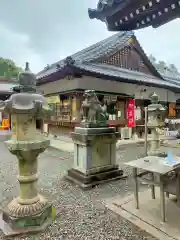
[{"xmin": 144, "ymin": 107, "xmax": 148, "ymax": 156}]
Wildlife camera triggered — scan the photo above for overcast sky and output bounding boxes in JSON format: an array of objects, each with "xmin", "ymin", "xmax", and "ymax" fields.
[{"xmin": 0, "ymin": 0, "xmax": 179, "ymax": 73}]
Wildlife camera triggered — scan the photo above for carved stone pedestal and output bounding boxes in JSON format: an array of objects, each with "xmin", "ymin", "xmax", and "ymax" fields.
[
  {"xmin": 0, "ymin": 140, "xmax": 53, "ymax": 236},
  {"xmin": 2, "ymin": 196, "xmax": 52, "ymax": 236},
  {"xmin": 66, "ymin": 127, "xmax": 125, "ymax": 189}
]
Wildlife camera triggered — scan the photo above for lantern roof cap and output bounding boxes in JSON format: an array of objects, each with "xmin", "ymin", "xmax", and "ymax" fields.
[
  {"xmin": 148, "ymin": 92, "xmax": 166, "ymax": 112},
  {"xmin": 150, "ymin": 92, "xmax": 159, "ymax": 104},
  {"xmin": 18, "ymin": 62, "xmax": 36, "ymax": 93}
]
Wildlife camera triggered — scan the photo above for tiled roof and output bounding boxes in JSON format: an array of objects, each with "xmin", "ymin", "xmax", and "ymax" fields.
[
  {"xmin": 150, "ymin": 63, "xmax": 180, "ymax": 86},
  {"xmin": 88, "ymin": 0, "xmax": 178, "ymax": 31},
  {"xmin": 37, "ymin": 31, "xmax": 134, "ymax": 79},
  {"xmin": 71, "ymin": 31, "xmax": 133, "ymax": 62},
  {"xmin": 36, "ymin": 31, "xmax": 180, "ymax": 91},
  {"xmin": 162, "ymin": 74, "xmax": 180, "ymax": 86},
  {"xmin": 73, "ymin": 62, "xmax": 180, "ymax": 90},
  {"xmin": 88, "ymin": 0, "xmax": 129, "ymax": 20}
]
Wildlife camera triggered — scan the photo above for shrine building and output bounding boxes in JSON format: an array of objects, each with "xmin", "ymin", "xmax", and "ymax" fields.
[{"xmin": 36, "ymin": 31, "xmax": 180, "ymax": 137}]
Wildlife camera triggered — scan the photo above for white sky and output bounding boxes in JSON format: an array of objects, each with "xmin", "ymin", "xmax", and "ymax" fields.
[{"xmin": 0, "ymin": 0, "xmax": 179, "ymax": 73}]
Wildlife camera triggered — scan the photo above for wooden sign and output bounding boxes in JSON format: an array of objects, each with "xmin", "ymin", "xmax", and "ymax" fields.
[
  {"xmin": 110, "ymin": 95, "xmax": 117, "ymax": 102},
  {"xmin": 45, "ymin": 95, "xmax": 60, "ymax": 104}
]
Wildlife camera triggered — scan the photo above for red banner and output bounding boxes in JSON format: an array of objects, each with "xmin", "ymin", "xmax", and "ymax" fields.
[{"xmin": 127, "ymin": 99, "xmax": 135, "ymax": 128}]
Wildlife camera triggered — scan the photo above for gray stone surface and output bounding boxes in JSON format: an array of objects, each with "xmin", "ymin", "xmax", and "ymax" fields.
[
  {"xmin": 0, "ymin": 131, "xmax": 11, "ymax": 142},
  {"xmin": 0, "ymin": 142, "xmax": 174, "ymax": 239},
  {"xmin": 125, "ymin": 156, "xmax": 180, "ymax": 174},
  {"xmin": 68, "ymin": 126, "xmax": 123, "ymax": 188},
  {"xmin": 74, "ymin": 127, "xmax": 115, "ymax": 135}
]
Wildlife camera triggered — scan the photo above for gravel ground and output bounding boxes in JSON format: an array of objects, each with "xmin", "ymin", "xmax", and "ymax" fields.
[{"xmin": 0, "ymin": 143, "xmax": 172, "ymax": 240}]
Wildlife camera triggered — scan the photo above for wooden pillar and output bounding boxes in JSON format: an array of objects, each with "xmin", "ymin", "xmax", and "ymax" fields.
[
  {"xmin": 76, "ymin": 95, "xmax": 82, "ymax": 121},
  {"xmin": 71, "ymin": 93, "xmax": 82, "ymax": 121}
]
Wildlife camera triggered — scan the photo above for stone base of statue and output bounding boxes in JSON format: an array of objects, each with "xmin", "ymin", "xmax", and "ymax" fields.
[
  {"xmin": 66, "ymin": 127, "xmax": 126, "ymax": 189},
  {"xmin": 0, "ymin": 195, "xmax": 53, "ymax": 236}
]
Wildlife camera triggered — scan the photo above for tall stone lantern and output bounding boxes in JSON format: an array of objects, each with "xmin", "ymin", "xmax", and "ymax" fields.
[
  {"xmin": 147, "ymin": 92, "xmax": 166, "ymax": 157},
  {"xmin": 0, "ymin": 63, "xmax": 54, "ymax": 236}
]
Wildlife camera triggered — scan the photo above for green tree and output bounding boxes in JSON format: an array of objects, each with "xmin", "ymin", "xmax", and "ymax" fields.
[
  {"xmin": 157, "ymin": 60, "xmax": 167, "ymax": 69},
  {"xmin": 168, "ymin": 63, "xmax": 179, "ymax": 73},
  {"xmin": 149, "ymin": 54, "xmax": 156, "ymax": 64},
  {"xmin": 0, "ymin": 57, "xmax": 23, "ymax": 80}
]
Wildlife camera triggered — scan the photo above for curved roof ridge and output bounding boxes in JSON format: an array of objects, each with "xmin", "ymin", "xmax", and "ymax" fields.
[
  {"xmin": 134, "ymin": 35, "xmax": 163, "ymax": 79},
  {"xmin": 36, "ymin": 31, "xmax": 134, "ymax": 79},
  {"xmin": 162, "ymin": 73, "xmax": 180, "ymax": 80},
  {"xmin": 71, "ymin": 31, "xmax": 134, "ymax": 62}
]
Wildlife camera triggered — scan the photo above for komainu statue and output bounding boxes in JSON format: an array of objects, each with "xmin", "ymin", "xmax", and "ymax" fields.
[{"xmin": 80, "ymin": 90, "xmax": 109, "ymax": 128}]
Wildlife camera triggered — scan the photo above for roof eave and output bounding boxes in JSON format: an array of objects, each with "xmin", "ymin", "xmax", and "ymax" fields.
[
  {"xmin": 0, "ymin": 91, "xmax": 14, "ymax": 94},
  {"xmin": 88, "ymin": 0, "xmax": 134, "ymax": 20},
  {"xmin": 73, "ymin": 66, "xmax": 180, "ymax": 93},
  {"xmin": 36, "ymin": 65, "xmax": 75, "ymax": 86},
  {"xmin": 88, "ymin": 0, "xmax": 179, "ymax": 31},
  {"xmin": 133, "ymin": 37, "xmax": 163, "ymax": 80}
]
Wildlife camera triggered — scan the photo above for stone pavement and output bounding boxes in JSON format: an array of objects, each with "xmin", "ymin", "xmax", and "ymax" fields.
[
  {"xmin": 105, "ymin": 188, "xmax": 180, "ymax": 240},
  {"xmin": 46, "ymin": 134, "xmax": 175, "ymax": 153},
  {"xmin": 163, "ymin": 139, "xmax": 180, "ymax": 149},
  {"xmin": 0, "ymin": 130, "xmax": 175, "ymax": 152},
  {"xmin": 0, "ymin": 142, "xmax": 158, "ymax": 240},
  {"xmin": 0, "ymin": 131, "xmax": 178, "ymax": 239},
  {"xmin": 0, "ymin": 130, "xmax": 11, "ymax": 141}
]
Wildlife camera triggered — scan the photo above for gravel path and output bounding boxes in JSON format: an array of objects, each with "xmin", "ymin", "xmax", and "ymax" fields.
[{"xmin": 0, "ymin": 143, "xmax": 161, "ymax": 240}]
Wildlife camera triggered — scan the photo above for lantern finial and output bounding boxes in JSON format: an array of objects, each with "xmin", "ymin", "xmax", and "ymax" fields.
[
  {"xmin": 25, "ymin": 62, "xmax": 30, "ymax": 71},
  {"xmin": 150, "ymin": 92, "xmax": 159, "ymax": 104}
]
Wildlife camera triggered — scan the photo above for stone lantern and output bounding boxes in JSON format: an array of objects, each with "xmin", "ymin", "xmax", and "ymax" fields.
[
  {"xmin": 66, "ymin": 90, "xmax": 125, "ymax": 189},
  {"xmin": 147, "ymin": 92, "xmax": 166, "ymax": 156},
  {"xmin": 0, "ymin": 63, "xmax": 54, "ymax": 236}
]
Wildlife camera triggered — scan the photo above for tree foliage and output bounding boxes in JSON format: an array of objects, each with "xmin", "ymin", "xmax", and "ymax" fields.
[
  {"xmin": 0, "ymin": 57, "xmax": 23, "ymax": 80},
  {"xmin": 149, "ymin": 54, "xmax": 156, "ymax": 64},
  {"xmin": 169, "ymin": 63, "xmax": 178, "ymax": 73},
  {"xmin": 148, "ymin": 55, "xmax": 180, "ymax": 75},
  {"xmin": 156, "ymin": 60, "xmax": 167, "ymax": 70}
]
